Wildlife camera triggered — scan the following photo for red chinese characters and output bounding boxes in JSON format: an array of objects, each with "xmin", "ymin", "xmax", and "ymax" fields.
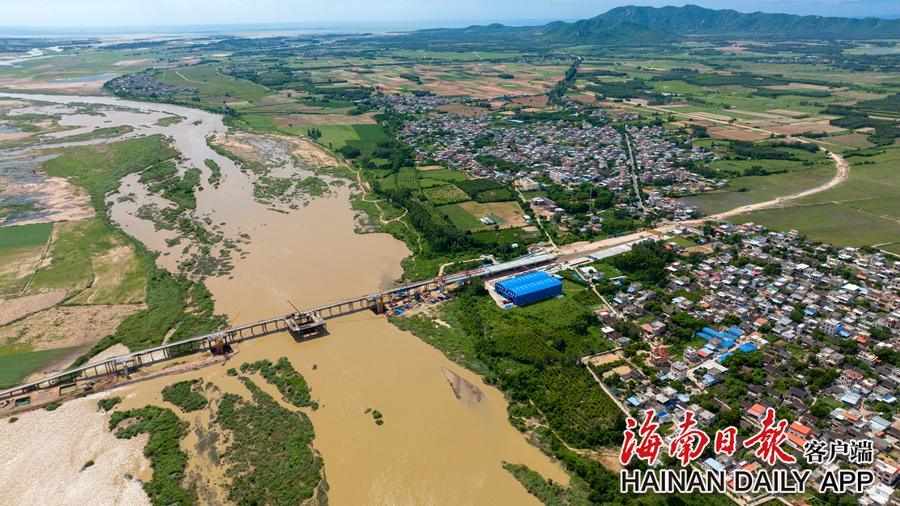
[
  {"xmin": 714, "ymin": 426, "xmax": 738, "ymax": 456},
  {"xmin": 743, "ymin": 408, "xmax": 796, "ymax": 465},
  {"xmin": 620, "ymin": 409, "xmax": 664, "ymax": 465},
  {"xmin": 669, "ymin": 410, "xmax": 710, "ymax": 465}
]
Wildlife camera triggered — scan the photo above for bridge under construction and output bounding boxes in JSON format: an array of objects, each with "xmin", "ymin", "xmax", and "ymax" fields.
[{"xmin": 0, "ymin": 252, "xmax": 559, "ymax": 406}]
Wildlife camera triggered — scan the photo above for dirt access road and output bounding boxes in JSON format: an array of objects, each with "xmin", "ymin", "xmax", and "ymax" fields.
[{"xmin": 703, "ymin": 150, "xmax": 850, "ymax": 221}]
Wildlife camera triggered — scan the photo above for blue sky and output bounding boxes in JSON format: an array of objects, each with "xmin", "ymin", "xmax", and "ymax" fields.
[{"xmin": 0, "ymin": 0, "xmax": 897, "ymax": 28}]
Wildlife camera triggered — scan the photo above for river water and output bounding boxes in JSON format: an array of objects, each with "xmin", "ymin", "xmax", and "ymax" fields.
[{"xmin": 0, "ymin": 92, "xmax": 569, "ymax": 504}]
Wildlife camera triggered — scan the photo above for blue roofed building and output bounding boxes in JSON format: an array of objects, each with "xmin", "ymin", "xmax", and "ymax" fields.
[
  {"xmin": 738, "ymin": 342, "xmax": 758, "ymax": 353},
  {"xmin": 495, "ymin": 271, "xmax": 562, "ymax": 306}
]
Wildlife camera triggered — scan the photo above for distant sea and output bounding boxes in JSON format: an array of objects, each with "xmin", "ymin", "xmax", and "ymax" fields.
[{"xmin": 0, "ymin": 19, "xmax": 563, "ymax": 38}]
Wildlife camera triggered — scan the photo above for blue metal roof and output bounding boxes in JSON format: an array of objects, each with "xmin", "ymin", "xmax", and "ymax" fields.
[
  {"xmin": 738, "ymin": 342, "xmax": 758, "ymax": 353},
  {"xmin": 496, "ymin": 271, "xmax": 562, "ymax": 297},
  {"xmin": 496, "ymin": 271, "xmax": 549, "ymax": 290},
  {"xmin": 727, "ymin": 326, "xmax": 744, "ymax": 336}
]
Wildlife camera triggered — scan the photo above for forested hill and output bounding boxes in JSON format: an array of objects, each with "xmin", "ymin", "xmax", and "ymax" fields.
[
  {"xmin": 596, "ymin": 4, "xmax": 900, "ymax": 39},
  {"xmin": 535, "ymin": 17, "xmax": 677, "ymax": 44},
  {"xmin": 408, "ymin": 18, "xmax": 676, "ymax": 46}
]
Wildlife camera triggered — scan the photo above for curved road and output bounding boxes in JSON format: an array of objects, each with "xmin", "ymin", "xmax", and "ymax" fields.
[
  {"xmin": 558, "ymin": 149, "xmax": 850, "ymax": 260},
  {"xmin": 704, "ymin": 150, "xmax": 849, "ymax": 221}
]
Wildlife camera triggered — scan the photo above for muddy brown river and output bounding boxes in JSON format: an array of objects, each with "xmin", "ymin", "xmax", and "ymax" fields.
[{"xmin": 1, "ymin": 92, "xmax": 569, "ymax": 504}]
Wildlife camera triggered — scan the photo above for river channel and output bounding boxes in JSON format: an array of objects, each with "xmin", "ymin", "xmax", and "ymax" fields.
[{"xmin": 1, "ymin": 92, "xmax": 569, "ymax": 504}]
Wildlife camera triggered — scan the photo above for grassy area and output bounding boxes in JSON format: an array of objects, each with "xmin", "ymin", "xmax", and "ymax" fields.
[
  {"xmin": 681, "ymin": 150, "xmax": 834, "ymax": 215},
  {"xmin": 440, "ymin": 203, "xmax": 484, "ymax": 229},
  {"xmin": 667, "ymin": 235, "xmax": 697, "ymax": 248},
  {"xmin": 26, "ymin": 218, "xmax": 146, "ymax": 301},
  {"xmin": 0, "ymin": 222, "xmax": 52, "ymax": 250},
  {"xmin": 42, "ymin": 135, "xmax": 178, "ymax": 211},
  {"xmin": 0, "ymin": 347, "xmax": 76, "ymax": 389},
  {"xmin": 315, "ymin": 123, "xmax": 387, "ymax": 154},
  {"xmin": 49, "ymin": 126, "xmax": 134, "ymax": 143},
  {"xmin": 735, "ymin": 146, "xmax": 900, "ymax": 246},
  {"xmin": 35, "ymin": 135, "xmax": 226, "ymax": 365}
]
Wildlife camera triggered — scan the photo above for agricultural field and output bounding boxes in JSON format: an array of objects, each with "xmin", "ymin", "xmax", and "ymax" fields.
[
  {"xmin": 440, "ymin": 203, "xmax": 485, "ymax": 229},
  {"xmin": 0, "ymin": 347, "xmax": 78, "ymax": 389},
  {"xmin": 315, "ymin": 124, "xmax": 387, "ymax": 154},
  {"xmin": 155, "ymin": 65, "xmax": 270, "ymax": 105},
  {"xmin": 422, "ymin": 184, "xmax": 469, "ymax": 205},
  {"xmin": 323, "ymin": 62, "xmax": 566, "ymax": 99},
  {"xmin": 439, "ymin": 201, "xmax": 527, "ymax": 231},
  {"xmin": 396, "ymin": 167, "xmax": 420, "ymax": 190},
  {"xmin": 735, "ymin": 145, "xmax": 900, "ymax": 248}
]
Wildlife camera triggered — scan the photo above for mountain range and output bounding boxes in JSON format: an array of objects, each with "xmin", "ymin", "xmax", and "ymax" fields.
[{"xmin": 415, "ymin": 4, "xmax": 900, "ymax": 44}]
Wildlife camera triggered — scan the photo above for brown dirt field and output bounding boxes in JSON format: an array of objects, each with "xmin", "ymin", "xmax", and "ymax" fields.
[
  {"xmin": 459, "ymin": 201, "xmax": 527, "ymax": 230},
  {"xmin": 0, "ymin": 76, "xmax": 107, "ymax": 94},
  {"xmin": 691, "ymin": 111, "xmax": 734, "ymax": 122},
  {"xmin": 568, "ymin": 93, "xmax": 597, "ymax": 105},
  {"xmin": 435, "ymin": 103, "xmax": 488, "ymax": 116},
  {"xmin": 602, "ymin": 365, "xmax": 633, "ymax": 378},
  {"xmin": 0, "ymin": 131, "xmax": 32, "ymax": 143},
  {"xmin": 767, "ymin": 82, "xmax": 836, "ymax": 91},
  {"xmin": 416, "ymin": 165, "xmax": 446, "ymax": 172},
  {"xmin": 114, "ymin": 58, "xmax": 152, "ymax": 67},
  {"xmin": 214, "ymin": 132, "xmax": 278, "ymax": 166},
  {"xmin": 0, "ymin": 290, "xmax": 66, "ymax": 326},
  {"xmin": 824, "ymin": 133, "xmax": 875, "ymax": 149},
  {"xmin": 686, "ymin": 244, "xmax": 715, "ymax": 254},
  {"xmin": 509, "ymin": 95, "xmax": 549, "ymax": 107},
  {"xmin": 729, "ymin": 109, "xmax": 785, "ymax": 119},
  {"xmin": 588, "ymin": 351, "xmax": 624, "ymax": 366},
  {"xmin": 708, "ymin": 126, "xmax": 770, "ymax": 141},
  {"xmin": 86, "ymin": 343, "xmax": 132, "ymax": 364},
  {"xmin": 0, "ymin": 303, "xmax": 145, "ymax": 354},
  {"xmin": 424, "ymin": 82, "xmax": 468, "ymax": 97}
]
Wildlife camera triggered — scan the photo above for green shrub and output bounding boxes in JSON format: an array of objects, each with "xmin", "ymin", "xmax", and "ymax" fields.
[{"xmin": 161, "ymin": 379, "xmax": 208, "ymax": 412}]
